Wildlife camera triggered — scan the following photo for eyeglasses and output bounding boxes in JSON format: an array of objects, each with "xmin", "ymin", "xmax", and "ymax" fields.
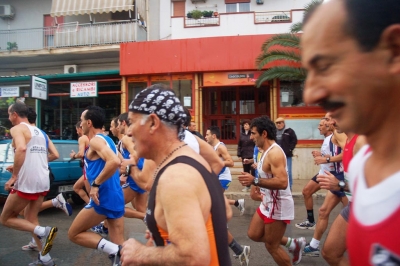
[{"xmin": 275, "ymin": 121, "xmax": 284, "ymax": 125}]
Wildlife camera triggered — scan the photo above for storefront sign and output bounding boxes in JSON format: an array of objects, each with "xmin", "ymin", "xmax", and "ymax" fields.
[
  {"xmin": 70, "ymin": 81, "xmax": 98, "ymax": 98},
  {"xmin": 31, "ymin": 76, "xmax": 48, "ymax": 100},
  {"xmin": 203, "ymin": 71, "xmax": 264, "ymax": 87},
  {"xmin": 0, "ymin": 87, "xmax": 19, "ymax": 97},
  {"xmin": 127, "ymin": 76, "xmax": 148, "ymax": 82}
]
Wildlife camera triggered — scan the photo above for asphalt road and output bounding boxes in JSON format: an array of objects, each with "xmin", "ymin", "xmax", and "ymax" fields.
[{"xmin": 0, "ymin": 196, "xmax": 342, "ymax": 265}]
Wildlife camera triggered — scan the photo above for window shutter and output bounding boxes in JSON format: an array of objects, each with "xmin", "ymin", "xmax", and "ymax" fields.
[{"xmin": 173, "ymin": 1, "xmax": 186, "ymax": 17}]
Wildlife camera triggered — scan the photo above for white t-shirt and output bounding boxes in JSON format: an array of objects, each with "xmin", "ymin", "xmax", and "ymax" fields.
[{"xmin": 319, "ymin": 134, "xmax": 335, "ymax": 174}]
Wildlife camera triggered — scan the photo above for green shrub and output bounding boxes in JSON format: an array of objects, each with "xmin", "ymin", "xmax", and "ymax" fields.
[{"xmin": 191, "ymin": 10, "xmax": 203, "ymax": 19}]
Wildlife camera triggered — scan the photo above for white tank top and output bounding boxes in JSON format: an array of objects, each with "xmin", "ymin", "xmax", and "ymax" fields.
[
  {"xmin": 184, "ymin": 130, "xmax": 200, "ymax": 154},
  {"xmin": 214, "ymin": 142, "xmax": 231, "ymax": 182},
  {"xmin": 257, "ymin": 143, "xmax": 294, "ymax": 220},
  {"xmin": 319, "ymin": 134, "xmax": 335, "ymax": 174},
  {"xmin": 14, "ymin": 122, "xmax": 50, "ymax": 193}
]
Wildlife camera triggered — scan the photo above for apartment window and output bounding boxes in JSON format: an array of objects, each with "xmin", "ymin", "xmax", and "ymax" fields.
[
  {"xmin": 173, "ymin": 1, "xmax": 185, "ymax": 17},
  {"xmin": 226, "ymin": 2, "xmax": 250, "ymax": 13}
]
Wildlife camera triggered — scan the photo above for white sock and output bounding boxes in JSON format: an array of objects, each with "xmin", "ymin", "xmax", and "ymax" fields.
[
  {"xmin": 310, "ymin": 238, "xmax": 320, "ymax": 249},
  {"xmin": 51, "ymin": 198, "xmax": 59, "ymax": 208},
  {"xmin": 97, "ymin": 238, "xmax": 119, "ymax": 255},
  {"xmin": 287, "ymin": 238, "xmax": 296, "ymax": 251},
  {"xmin": 34, "ymin": 226, "xmax": 46, "ymax": 237},
  {"xmin": 40, "ymin": 253, "xmax": 51, "ymax": 262}
]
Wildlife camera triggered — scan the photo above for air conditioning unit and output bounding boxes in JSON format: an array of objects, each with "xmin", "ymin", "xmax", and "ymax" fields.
[
  {"xmin": 64, "ymin": 65, "xmax": 77, "ymax": 74},
  {"xmin": 0, "ymin": 5, "xmax": 15, "ymax": 19}
]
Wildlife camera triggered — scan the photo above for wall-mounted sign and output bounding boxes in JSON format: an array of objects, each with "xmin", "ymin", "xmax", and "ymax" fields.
[
  {"xmin": 203, "ymin": 71, "xmax": 264, "ymax": 87},
  {"xmin": 31, "ymin": 76, "xmax": 48, "ymax": 100},
  {"xmin": 0, "ymin": 87, "xmax": 19, "ymax": 97},
  {"xmin": 70, "ymin": 81, "xmax": 98, "ymax": 98}
]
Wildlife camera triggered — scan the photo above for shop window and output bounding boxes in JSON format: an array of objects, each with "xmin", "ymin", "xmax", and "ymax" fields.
[
  {"xmin": 172, "ymin": 79, "xmax": 192, "ymax": 108},
  {"xmin": 239, "ymin": 89, "xmax": 254, "ymax": 114},
  {"xmin": 279, "ymin": 81, "xmax": 305, "ymax": 107},
  {"xmin": 128, "ymin": 82, "xmax": 148, "ymax": 102}
]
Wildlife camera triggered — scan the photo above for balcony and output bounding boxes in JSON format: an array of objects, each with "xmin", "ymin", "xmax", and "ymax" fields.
[
  {"xmin": 171, "ymin": 9, "xmax": 304, "ymax": 39},
  {"xmin": 0, "ymin": 20, "xmax": 145, "ymax": 52}
]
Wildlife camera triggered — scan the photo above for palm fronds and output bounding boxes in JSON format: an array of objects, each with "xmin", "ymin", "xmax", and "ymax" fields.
[{"xmin": 256, "ymin": 67, "xmax": 307, "ymax": 87}]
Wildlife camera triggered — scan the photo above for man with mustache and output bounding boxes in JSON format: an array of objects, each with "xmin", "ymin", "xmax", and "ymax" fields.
[{"xmin": 301, "ymin": 0, "xmax": 400, "ymax": 264}]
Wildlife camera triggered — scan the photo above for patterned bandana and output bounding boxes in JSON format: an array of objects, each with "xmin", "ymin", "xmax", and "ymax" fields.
[{"xmin": 128, "ymin": 85, "xmax": 187, "ymax": 140}]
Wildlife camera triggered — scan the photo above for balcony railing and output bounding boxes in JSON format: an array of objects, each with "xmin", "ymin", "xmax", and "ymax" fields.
[
  {"xmin": 254, "ymin": 11, "xmax": 291, "ymax": 23},
  {"xmin": 0, "ymin": 20, "xmax": 142, "ymax": 52},
  {"xmin": 185, "ymin": 16, "xmax": 220, "ymax": 27}
]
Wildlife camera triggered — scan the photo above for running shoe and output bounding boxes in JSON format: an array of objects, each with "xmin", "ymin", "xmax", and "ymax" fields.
[
  {"xmin": 91, "ymin": 222, "xmax": 109, "ymax": 237},
  {"xmin": 236, "ymin": 245, "xmax": 250, "ymax": 266},
  {"xmin": 22, "ymin": 241, "xmax": 38, "ymax": 251},
  {"xmin": 292, "ymin": 237, "xmax": 306, "ymax": 264},
  {"xmin": 303, "ymin": 244, "xmax": 320, "ymax": 257},
  {"xmin": 38, "ymin": 226, "xmax": 58, "ymax": 256},
  {"xmin": 29, "ymin": 254, "xmax": 55, "ymax": 266},
  {"xmin": 237, "ymin": 199, "xmax": 245, "ymax": 216},
  {"xmin": 55, "ymin": 193, "xmax": 73, "ymax": 216},
  {"xmin": 109, "ymin": 245, "xmax": 122, "ymax": 266},
  {"xmin": 295, "ymin": 220, "xmax": 316, "ymax": 230}
]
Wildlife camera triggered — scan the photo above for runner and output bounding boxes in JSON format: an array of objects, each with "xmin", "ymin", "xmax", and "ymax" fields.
[
  {"xmin": 120, "ymin": 85, "xmax": 231, "ymax": 265},
  {"xmin": 0, "ymin": 101, "xmax": 58, "ymax": 266},
  {"xmin": 68, "ymin": 106, "xmax": 125, "ymax": 265},
  {"xmin": 302, "ymin": 0, "xmax": 400, "ymax": 264},
  {"xmin": 238, "ymin": 116, "xmax": 298, "ymax": 266},
  {"xmin": 205, "ymin": 125, "xmax": 250, "ymax": 266},
  {"xmin": 295, "ymin": 114, "xmax": 333, "ymax": 230}
]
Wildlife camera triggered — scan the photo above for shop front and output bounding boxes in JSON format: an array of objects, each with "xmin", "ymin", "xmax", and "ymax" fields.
[{"xmin": 0, "ymin": 71, "xmax": 122, "ymax": 140}]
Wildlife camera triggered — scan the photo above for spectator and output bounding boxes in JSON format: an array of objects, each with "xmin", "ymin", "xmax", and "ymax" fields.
[
  {"xmin": 237, "ymin": 119, "xmax": 255, "ymax": 192},
  {"xmin": 275, "ymin": 117, "xmax": 297, "ymax": 190}
]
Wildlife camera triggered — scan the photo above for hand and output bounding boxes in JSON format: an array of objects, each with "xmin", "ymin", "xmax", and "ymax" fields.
[
  {"xmin": 311, "ymin": 150, "xmax": 321, "ymax": 157},
  {"xmin": 89, "ymin": 186, "xmax": 100, "ymax": 205},
  {"xmin": 314, "ymin": 156, "xmax": 327, "ymax": 165},
  {"xmin": 5, "ymin": 175, "xmax": 17, "ymax": 191},
  {"xmin": 251, "ymin": 163, "xmax": 258, "ymax": 169},
  {"xmin": 120, "ymin": 238, "xmax": 144, "ymax": 265},
  {"xmin": 6, "ymin": 165, "xmax": 13, "ymax": 173},
  {"xmin": 70, "ymin": 150, "xmax": 76, "ymax": 159},
  {"xmin": 144, "ymin": 230, "xmax": 154, "ymax": 246},
  {"xmin": 317, "ymin": 171, "xmax": 339, "ymax": 190},
  {"xmin": 238, "ymin": 172, "xmax": 254, "ymax": 187},
  {"xmin": 243, "ymin": 158, "xmax": 250, "ymax": 164},
  {"xmin": 120, "ymin": 159, "xmax": 131, "ymax": 175},
  {"xmin": 120, "ymin": 174, "xmax": 128, "ymax": 185}
]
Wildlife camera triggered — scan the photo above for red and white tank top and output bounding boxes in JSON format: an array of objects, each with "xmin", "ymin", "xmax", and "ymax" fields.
[
  {"xmin": 347, "ymin": 145, "xmax": 400, "ymax": 265},
  {"xmin": 342, "ymin": 134, "xmax": 359, "ymax": 201},
  {"xmin": 257, "ymin": 143, "xmax": 294, "ymax": 220}
]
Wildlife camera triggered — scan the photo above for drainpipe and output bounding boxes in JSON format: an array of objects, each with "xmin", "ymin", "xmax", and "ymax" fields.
[{"xmin": 146, "ymin": 0, "xmax": 149, "ymax": 41}]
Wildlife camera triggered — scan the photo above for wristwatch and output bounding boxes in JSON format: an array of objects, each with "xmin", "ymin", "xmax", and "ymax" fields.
[
  {"xmin": 91, "ymin": 180, "xmax": 101, "ymax": 188},
  {"xmin": 326, "ymin": 157, "xmax": 331, "ymax": 163},
  {"xmin": 253, "ymin": 177, "xmax": 260, "ymax": 186},
  {"xmin": 125, "ymin": 164, "xmax": 136, "ymax": 176},
  {"xmin": 338, "ymin": 180, "xmax": 346, "ymax": 192}
]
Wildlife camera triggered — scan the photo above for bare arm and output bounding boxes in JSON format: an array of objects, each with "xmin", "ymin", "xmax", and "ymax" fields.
[
  {"xmin": 217, "ymin": 144, "xmax": 234, "ymax": 167},
  {"xmin": 89, "ymin": 137, "xmax": 121, "ymax": 205},
  {"xmin": 47, "ymin": 136, "xmax": 59, "ymax": 162},
  {"xmin": 353, "ymin": 135, "xmax": 367, "ymax": 155},
  {"xmin": 121, "ymin": 165, "xmax": 212, "ymax": 265},
  {"xmin": 196, "ymin": 135, "xmax": 224, "ymax": 174},
  {"xmin": 70, "ymin": 135, "xmax": 89, "ymax": 159}
]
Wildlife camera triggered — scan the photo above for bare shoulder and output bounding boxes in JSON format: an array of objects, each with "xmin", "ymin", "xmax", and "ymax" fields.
[
  {"xmin": 89, "ymin": 135, "xmax": 106, "ymax": 150},
  {"xmin": 79, "ymin": 135, "xmax": 89, "ymax": 145}
]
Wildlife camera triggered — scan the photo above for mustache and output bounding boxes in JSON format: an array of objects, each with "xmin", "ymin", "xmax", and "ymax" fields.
[{"xmin": 319, "ymin": 100, "xmax": 345, "ymax": 111}]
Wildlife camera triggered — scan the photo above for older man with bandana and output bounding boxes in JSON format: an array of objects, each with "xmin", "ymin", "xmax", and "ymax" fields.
[{"xmin": 120, "ymin": 84, "xmax": 231, "ymax": 266}]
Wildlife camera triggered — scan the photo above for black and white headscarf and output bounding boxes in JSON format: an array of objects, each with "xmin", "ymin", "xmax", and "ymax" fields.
[{"xmin": 128, "ymin": 85, "xmax": 187, "ymax": 140}]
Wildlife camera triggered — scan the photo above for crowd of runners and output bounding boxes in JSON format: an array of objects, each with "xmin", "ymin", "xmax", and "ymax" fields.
[{"xmin": 1, "ymin": 0, "xmax": 400, "ymax": 265}]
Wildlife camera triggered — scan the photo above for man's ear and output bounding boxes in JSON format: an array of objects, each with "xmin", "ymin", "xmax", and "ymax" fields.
[{"xmin": 383, "ymin": 25, "xmax": 400, "ymax": 74}]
